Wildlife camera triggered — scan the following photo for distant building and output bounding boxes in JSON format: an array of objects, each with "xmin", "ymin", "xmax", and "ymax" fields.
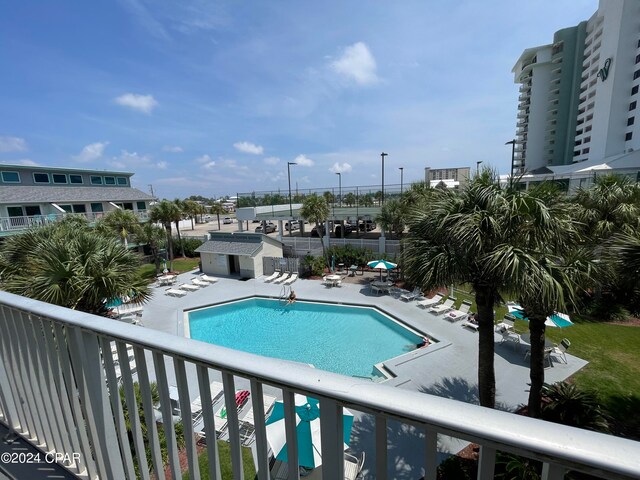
[
  {"xmin": 0, "ymin": 164, "xmax": 154, "ymax": 235},
  {"xmin": 512, "ymin": 0, "xmax": 640, "ymax": 174},
  {"xmin": 424, "ymin": 167, "xmax": 471, "ymax": 189}
]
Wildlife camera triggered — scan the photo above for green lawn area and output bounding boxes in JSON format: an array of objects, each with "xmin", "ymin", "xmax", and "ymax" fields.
[
  {"xmin": 451, "ymin": 287, "xmax": 640, "ymax": 436},
  {"xmin": 138, "ymin": 257, "xmax": 201, "ymax": 282},
  {"xmin": 182, "ymin": 440, "xmax": 256, "ymax": 479}
]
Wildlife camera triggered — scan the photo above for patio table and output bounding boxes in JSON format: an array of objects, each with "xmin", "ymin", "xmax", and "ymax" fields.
[
  {"xmin": 520, "ymin": 333, "xmax": 554, "ymax": 348},
  {"xmin": 325, "ymin": 274, "xmax": 341, "ymax": 286}
]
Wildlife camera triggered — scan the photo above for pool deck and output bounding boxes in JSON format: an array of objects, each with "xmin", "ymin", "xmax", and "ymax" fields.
[{"xmin": 138, "ymin": 270, "xmax": 588, "ymax": 479}]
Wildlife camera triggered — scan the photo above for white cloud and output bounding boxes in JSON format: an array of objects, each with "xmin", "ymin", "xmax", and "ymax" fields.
[
  {"xmin": 114, "ymin": 93, "xmax": 158, "ymax": 113},
  {"xmin": 330, "ymin": 42, "xmax": 378, "ymax": 85},
  {"xmin": 294, "ymin": 154, "xmax": 314, "ymax": 167},
  {"xmin": 195, "ymin": 154, "xmax": 213, "ymax": 165},
  {"xmin": 157, "ymin": 161, "xmax": 168, "ymax": 169},
  {"xmin": 73, "ymin": 141, "xmax": 109, "ymax": 162},
  {"xmin": 0, "ymin": 136, "xmax": 28, "ymax": 152},
  {"xmin": 264, "ymin": 156, "xmax": 280, "ymax": 165},
  {"xmin": 108, "ymin": 150, "xmax": 152, "ymax": 169},
  {"xmin": 234, "ymin": 141, "xmax": 264, "ymax": 155},
  {"xmin": 162, "ymin": 145, "xmax": 183, "ymax": 153},
  {"xmin": 329, "ymin": 162, "xmax": 352, "ymax": 174},
  {"xmin": 0, "ymin": 159, "xmax": 37, "ymax": 166},
  {"xmin": 203, "ymin": 161, "xmax": 216, "ymax": 169},
  {"xmin": 299, "ymin": 176, "xmax": 311, "ymax": 184}
]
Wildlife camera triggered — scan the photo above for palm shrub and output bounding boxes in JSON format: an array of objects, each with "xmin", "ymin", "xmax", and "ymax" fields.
[
  {"xmin": 150, "ymin": 200, "xmax": 180, "ymax": 271},
  {"xmin": 299, "ymin": 194, "xmax": 330, "ymax": 264},
  {"xmin": 0, "ymin": 218, "xmax": 151, "ymax": 315},
  {"xmin": 136, "ymin": 222, "xmax": 167, "ymax": 275},
  {"xmin": 540, "ymin": 382, "xmax": 610, "ymax": 432},
  {"xmin": 96, "ymin": 208, "xmax": 142, "ymax": 249},
  {"xmin": 172, "ymin": 237, "xmax": 204, "ymax": 258}
]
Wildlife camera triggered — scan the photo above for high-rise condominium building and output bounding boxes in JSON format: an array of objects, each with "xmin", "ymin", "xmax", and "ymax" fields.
[{"xmin": 512, "ymin": 0, "xmax": 640, "ymax": 174}]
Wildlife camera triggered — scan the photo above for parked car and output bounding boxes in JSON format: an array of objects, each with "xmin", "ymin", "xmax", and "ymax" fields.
[
  {"xmin": 255, "ymin": 222, "xmax": 277, "ymax": 234},
  {"xmin": 359, "ymin": 220, "xmax": 376, "ymax": 232},
  {"xmin": 334, "ymin": 224, "xmax": 354, "ymax": 238},
  {"xmin": 310, "ymin": 225, "xmax": 324, "ymax": 237},
  {"xmin": 223, "ymin": 217, "xmax": 233, "ymax": 224},
  {"xmin": 285, "ymin": 220, "xmax": 300, "ymax": 231}
]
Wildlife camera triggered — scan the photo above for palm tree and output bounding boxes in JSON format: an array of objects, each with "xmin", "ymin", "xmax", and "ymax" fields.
[
  {"xmin": 0, "ymin": 218, "xmax": 151, "ymax": 315},
  {"xmin": 300, "ymin": 194, "xmax": 330, "ymax": 263},
  {"xmin": 96, "ymin": 208, "xmax": 141, "ymax": 249},
  {"xmin": 344, "ymin": 192, "xmax": 356, "ymax": 207},
  {"xmin": 210, "ymin": 202, "xmax": 226, "ymax": 230},
  {"xmin": 136, "ymin": 222, "xmax": 167, "ymax": 275},
  {"xmin": 182, "ymin": 199, "xmax": 201, "ymax": 230},
  {"xmin": 172, "ymin": 199, "xmax": 186, "ymax": 257},
  {"xmin": 376, "ymin": 198, "xmax": 407, "ymax": 240},
  {"xmin": 405, "ymin": 172, "xmax": 571, "ymax": 408},
  {"xmin": 150, "ymin": 200, "xmax": 180, "ymax": 271}
]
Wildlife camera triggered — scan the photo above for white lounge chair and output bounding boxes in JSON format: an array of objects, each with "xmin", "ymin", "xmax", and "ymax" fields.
[
  {"xmin": 495, "ymin": 317, "xmax": 515, "ymax": 332},
  {"xmin": 165, "ymin": 288, "xmax": 187, "ymax": 297},
  {"xmin": 264, "ymin": 271, "xmax": 281, "ymax": 282},
  {"xmin": 345, "ymin": 452, "xmax": 366, "ymax": 480},
  {"xmin": 283, "ymin": 273, "xmax": 298, "ymax": 285},
  {"xmin": 238, "ymin": 394, "xmax": 277, "ymax": 445},
  {"xmin": 551, "ymin": 338, "xmax": 571, "ymax": 363},
  {"xmin": 273, "ymin": 272, "xmax": 290, "ymax": 284},
  {"xmin": 400, "ymin": 287, "xmax": 422, "ymax": 302},
  {"xmin": 416, "ymin": 294, "xmax": 444, "ymax": 308},
  {"xmin": 192, "ymin": 278, "xmax": 210, "ymax": 287},
  {"xmin": 191, "ymin": 381, "xmax": 224, "ymax": 424},
  {"xmin": 462, "ymin": 319, "xmax": 479, "ymax": 331},
  {"xmin": 445, "ymin": 300, "xmax": 472, "ymax": 322},
  {"xmin": 179, "ymin": 283, "xmax": 200, "ymax": 291},
  {"xmin": 499, "ymin": 328, "xmax": 520, "ymax": 349},
  {"xmin": 429, "ymin": 298, "xmax": 455, "ymax": 315},
  {"xmin": 200, "ymin": 275, "xmax": 219, "ymax": 283}
]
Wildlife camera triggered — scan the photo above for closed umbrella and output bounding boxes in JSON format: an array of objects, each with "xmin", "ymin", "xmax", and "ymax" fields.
[
  {"xmin": 367, "ymin": 259, "xmax": 397, "ymax": 280},
  {"xmin": 509, "ymin": 305, "xmax": 573, "ymax": 328},
  {"xmin": 265, "ymin": 394, "xmax": 354, "ymax": 469}
]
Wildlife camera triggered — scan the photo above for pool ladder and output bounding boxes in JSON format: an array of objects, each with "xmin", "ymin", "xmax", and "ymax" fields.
[{"xmin": 279, "ymin": 285, "xmax": 291, "ymax": 305}]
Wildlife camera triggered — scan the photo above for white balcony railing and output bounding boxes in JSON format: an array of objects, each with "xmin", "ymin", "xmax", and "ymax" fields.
[
  {"xmin": 0, "ymin": 291, "xmax": 638, "ymax": 480},
  {"xmin": 0, "ymin": 211, "xmax": 150, "ymax": 233}
]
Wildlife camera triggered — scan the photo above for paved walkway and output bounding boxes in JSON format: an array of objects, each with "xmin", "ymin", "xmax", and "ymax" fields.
[{"xmin": 138, "ymin": 270, "xmax": 588, "ymax": 479}]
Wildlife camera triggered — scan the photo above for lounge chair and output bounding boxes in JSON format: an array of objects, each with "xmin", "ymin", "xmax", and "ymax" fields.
[
  {"xmin": 429, "ymin": 298, "xmax": 455, "ymax": 315},
  {"xmin": 200, "ymin": 274, "xmax": 219, "ymax": 283},
  {"xmin": 179, "ymin": 283, "xmax": 200, "ymax": 292},
  {"xmin": 495, "ymin": 317, "xmax": 515, "ymax": 332},
  {"xmin": 165, "ymin": 288, "xmax": 187, "ymax": 297},
  {"xmin": 462, "ymin": 319, "xmax": 479, "ymax": 331},
  {"xmin": 499, "ymin": 328, "xmax": 520, "ymax": 349},
  {"xmin": 283, "ymin": 273, "xmax": 298, "ymax": 285},
  {"xmin": 264, "ymin": 270, "xmax": 281, "ymax": 283},
  {"xmin": 273, "ymin": 272, "xmax": 290, "ymax": 284},
  {"xmin": 445, "ymin": 300, "xmax": 472, "ymax": 322},
  {"xmin": 345, "ymin": 452, "xmax": 366, "ymax": 480},
  {"xmin": 400, "ymin": 287, "xmax": 422, "ymax": 302},
  {"xmin": 551, "ymin": 338, "xmax": 571, "ymax": 363},
  {"xmin": 416, "ymin": 294, "xmax": 444, "ymax": 309},
  {"xmin": 192, "ymin": 278, "xmax": 210, "ymax": 287},
  {"xmin": 214, "ymin": 390, "xmax": 251, "ymax": 435},
  {"xmin": 191, "ymin": 381, "xmax": 224, "ymax": 424},
  {"xmin": 238, "ymin": 394, "xmax": 277, "ymax": 446}
]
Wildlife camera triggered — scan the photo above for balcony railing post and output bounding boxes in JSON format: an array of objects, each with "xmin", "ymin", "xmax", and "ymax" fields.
[
  {"xmin": 174, "ymin": 358, "xmax": 201, "ymax": 480},
  {"xmin": 153, "ymin": 351, "xmax": 181, "ymax": 479},
  {"xmin": 542, "ymin": 463, "xmax": 567, "ymax": 480},
  {"xmin": 222, "ymin": 371, "xmax": 245, "ymax": 480},
  {"xmin": 250, "ymin": 379, "xmax": 270, "ymax": 480},
  {"xmin": 424, "ymin": 429, "xmax": 438, "ymax": 480},
  {"xmin": 196, "ymin": 365, "xmax": 222, "ymax": 480},
  {"xmin": 375, "ymin": 414, "xmax": 388, "ymax": 480},
  {"xmin": 282, "ymin": 388, "xmax": 300, "ymax": 480},
  {"xmin": 477, "ymin": 446, "xmax": 496, "ymax": 480},
  {"xmin": 319, "ymin": 398, "xmax": 345, "ymax": 480}
]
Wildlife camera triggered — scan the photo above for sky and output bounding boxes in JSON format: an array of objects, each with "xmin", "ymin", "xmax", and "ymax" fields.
[{"xmin": 0, "ymin": 0, "xmax": 598, "ymax": 199}]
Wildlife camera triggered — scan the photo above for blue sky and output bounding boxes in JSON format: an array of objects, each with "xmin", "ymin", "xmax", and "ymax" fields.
[{"xmin": 0, "ymin": 0, "xmax": 597, "ymax": 199}]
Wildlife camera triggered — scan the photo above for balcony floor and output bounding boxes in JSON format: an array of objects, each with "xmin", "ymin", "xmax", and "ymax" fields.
[{"xmin": 133, "ymin": 270, "xmax": 588, "ymax": 478}]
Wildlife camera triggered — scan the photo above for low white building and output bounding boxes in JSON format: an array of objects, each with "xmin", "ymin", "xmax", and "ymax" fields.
[{"xmin": 195, "ymin": 232, "xmax": 283, "ymax": 278}]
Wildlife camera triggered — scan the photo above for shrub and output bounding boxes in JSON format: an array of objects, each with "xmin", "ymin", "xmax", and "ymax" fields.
[{"xmin": 172, "ymin": 237, "xmax": 203, "ymax": 258}]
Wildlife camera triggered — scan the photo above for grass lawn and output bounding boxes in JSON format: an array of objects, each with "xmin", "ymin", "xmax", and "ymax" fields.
[
  {"xmin": 138, "ymin": 257, "xmax": 201, "ymax": 282},
  {"xmin": 451, "ymin": 287, "xmax": 640, "ymax": 437},
  {"xmin": 183, "ymin": 440, "xmax": 256, "ymax": 479}
]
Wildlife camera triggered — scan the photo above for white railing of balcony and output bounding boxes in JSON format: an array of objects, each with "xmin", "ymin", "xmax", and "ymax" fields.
[
  {"xmin": 0, "ymin": 211, "xmax": 150, "ymax": 232},
  {"xmin": 0, "ymin": 291, "xmax": 639, "ymax": 480}
]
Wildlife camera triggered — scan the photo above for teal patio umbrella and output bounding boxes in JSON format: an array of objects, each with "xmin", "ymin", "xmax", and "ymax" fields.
[
  {"xmin": 265, "ymin": 394, "xmax": 354, "ymax": 469},
  {"xmin": 367, "ymin": 259, "xmax": 397, "ymax": 280},
  {"xmin": 509, "ymin": 306, "xmax": 573, "ymax": 328}
]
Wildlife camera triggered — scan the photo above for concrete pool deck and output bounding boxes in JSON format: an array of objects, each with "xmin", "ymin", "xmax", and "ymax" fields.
[{"xmin": 138, "ymin": 269, "xmax": 588, "ymax": 479}]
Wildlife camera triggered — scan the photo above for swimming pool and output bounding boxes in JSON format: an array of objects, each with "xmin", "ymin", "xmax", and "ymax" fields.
[{"xmin": 187, "ymin": 298, "xmax": 422, "ymax": 378}]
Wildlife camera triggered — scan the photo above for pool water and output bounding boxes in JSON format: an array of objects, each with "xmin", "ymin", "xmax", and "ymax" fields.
[{"xmin": 188, "ymin": 298, "xmax": 421, "ymax": 378}]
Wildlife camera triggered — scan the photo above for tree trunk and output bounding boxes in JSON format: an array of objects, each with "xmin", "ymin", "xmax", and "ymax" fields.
[
  {"xmin": 175, "ymin": 221, "xmax": 186, "ymax": 257},
  {"xmin": 217, "ymin": 214, "xmax": 221, "ymax": 230},
  {"xmin": 527, "ymin": 316, "xmax": 547, "ymax": 418},
  {"xmin": 475, "ymin": 285, "xmax": 496, "ymax": 408},
  {"xmin": 165, "ymin": 224, "xmax": 174, "ymax": 271}
]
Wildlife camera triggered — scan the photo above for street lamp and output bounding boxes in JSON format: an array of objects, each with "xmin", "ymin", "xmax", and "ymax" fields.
[
  {"xmin": 287, "ymin": 162, "xmax": 297, "ymax": 217},
  {"xmin": 476, "ymin": 161, "xmax": 483, "ymax": 175},
  {"xmin": 399, "ymin": 167, "xmax": 404, "ymax": 196},
  {"xmin": 381, "ymin": 152, "xmax": 388, "ymax": 205},
  {"xmin": 505, "ymin": 139, "xmax": 516, "ymax": 177},
  {"xmin": 335, "ymin": 172, "xmax": 342, "ymax": 207}
]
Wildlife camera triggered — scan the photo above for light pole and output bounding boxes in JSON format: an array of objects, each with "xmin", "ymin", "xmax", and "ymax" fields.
[
  {"xmin": 381, "ymin": 152, "xmax": 388, "ymax": 205},
  {"xmin": 505, "ymin": 139, "xmax": 516, "ymax": 177},
  {"xmin": 287, "ymin": 162, "xmax": 296, "ymax": 217},
  {"xmin": 476, "ymin": 161, "xmax": 483, "ymax": 175},
  {"xmin": 399, "ymin": 167, "xmax": 404, "ymax": 196},
  {"xmin": 335, "ymin": 172, "xmax": 342, "ymax": 207}
]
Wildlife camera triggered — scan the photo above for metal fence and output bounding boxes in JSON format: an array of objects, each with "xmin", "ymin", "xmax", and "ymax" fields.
[
  {"xmin": 0, "ymin": 291, "xmax": 638, "ymax": 480},
  {"xmin": 280, "ymin": 237, "xmax": 400, "ymax": 256},
  {"xmin": 262, "ymin": 257, "xmax": 301, "ymax": 275}
]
